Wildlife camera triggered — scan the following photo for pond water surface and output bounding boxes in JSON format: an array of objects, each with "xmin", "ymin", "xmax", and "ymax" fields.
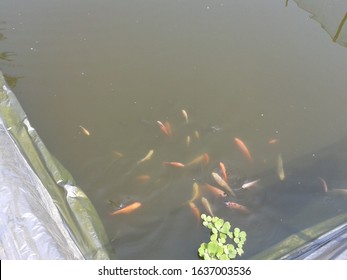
[{"xmin": 1, "ymin": 0, "xmax": 347, "ymax": 259}]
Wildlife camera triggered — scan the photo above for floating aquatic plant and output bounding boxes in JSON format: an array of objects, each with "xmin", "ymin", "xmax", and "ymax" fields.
[{"xmin": 198, "ymin": 214, "xmax": 247, "ymax": 260}]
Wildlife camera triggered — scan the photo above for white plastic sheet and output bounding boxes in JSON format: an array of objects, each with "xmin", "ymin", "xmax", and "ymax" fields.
[{"xmin": 0, "ymin": 71, "xmax": 111, "ymax": 259}]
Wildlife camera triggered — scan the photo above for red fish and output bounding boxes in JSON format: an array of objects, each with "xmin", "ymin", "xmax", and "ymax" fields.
[
  {"xmin": 157, "ymin": 121, "xmax": 170, "ymax": 136},
  {"xmin": 163, "ymin": 161, "xmax": 185, "ymax": 168},
  {"xmin": 110, "ymin": 202, "xmax": 142, "ymax": 216},
  {"xmin": 164, "ymin": 121, "xmax": 172, "ymax": 136},
  {"xmin": 224, "ymin": 201, "xmax": 251, "ymax": 215},
  {"xmin": 234, "ymin": 137, "xmax": 253, "ymax": 162}
]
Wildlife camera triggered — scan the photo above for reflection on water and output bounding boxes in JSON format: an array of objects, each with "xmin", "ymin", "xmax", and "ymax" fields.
[
  {"xmin": 0, "ymin": 21, "xmax": 21, "ymax": 88},
  {"xmin": 0, "ymin": 51, "xmax": 14, "ymax": 62},
  {"xmin": 1, "ymin": 0, "xmax": 347, "ymax": 259},
  {"xmin": 292, "ymin": 0, "xmax": 347, "ymax": 47}
]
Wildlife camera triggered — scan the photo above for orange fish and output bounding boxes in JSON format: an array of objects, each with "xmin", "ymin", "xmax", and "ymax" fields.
[
  {"xmin": 157, "ymin": 121, "xmax": 170, "ymax": 136},
  {"xmin": 219, "ymin": 162, "xmax": 228, "ymax": 182},
  {"xmin": 189, "ymin": 201, "xmax": 201, "ymax": 221},
  {"xmin": 164, "ymin": 121, "xmax": 172, "ymax": 136},
  {"xmin": 110, "ymin": 202, "xmax": 142, "ymax": 216},
  {"xmin": 186, "ymin": 153, "xmax": 209, "ymax": 167},
  {"xmin": 224, "ymin": 201, "xmax": 251, "ymax": 215},
  {"xmin": 211, "ymin": 172, "xmax": 236, "ymax": 197},
  {"xmin": 234, "ymin": 137, "xmax": 253, "ymax": 162},
  {"xmin": 268, "ymin": 138, "xmax": 279, "ymax": 144},
  {"xmin": 204, "ymin": 183, "xmax": 227, "ymax": 198},
  {"xmin": 163, "ymin": 161, "xmax": 185, "ymax": 168},
  {"xmin": 134, "ymin": 175, "xmax": 151, "ymax": 183}
]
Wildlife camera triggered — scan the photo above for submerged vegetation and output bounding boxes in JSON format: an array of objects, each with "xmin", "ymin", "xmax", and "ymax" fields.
[
  {"xmin": 198, "ymin": 214, "xmax": 247, "ymax": 260},
  {"xmin": 0, "ymin": 28, "xmax": 21, "ymax": 88}
]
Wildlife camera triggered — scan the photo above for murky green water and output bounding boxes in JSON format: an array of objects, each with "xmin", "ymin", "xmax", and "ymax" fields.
[{"xmin": 1, "ymin": 0, "xmax": 347, "ymax": 259}]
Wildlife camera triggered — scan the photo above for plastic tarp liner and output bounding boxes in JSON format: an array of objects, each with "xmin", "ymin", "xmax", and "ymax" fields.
[
  {"xmin": 0, "ymin": 71, "xmax": 111, "ymax": 260},
  {"xmin": 251, "ymin": 212, "xmax": 347, "ymax": 259},
  {"xmin": 282, "ymin": 221, "xmax": 347, "ymax": 259}
]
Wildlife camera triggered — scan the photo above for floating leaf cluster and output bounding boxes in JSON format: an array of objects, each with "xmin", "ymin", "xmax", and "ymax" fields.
[{"xmin": 198, "ymin": 214, "xmax": 247, "ymax": 260}]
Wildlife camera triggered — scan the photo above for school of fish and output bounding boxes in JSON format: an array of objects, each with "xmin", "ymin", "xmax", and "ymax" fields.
[
  {"xmin": 97, "ymin": 109, "xmax": 256, "ymax": 220},
  {"xmin": 80, "ymin": 108, "xmax": 336, "ymax": 226}
]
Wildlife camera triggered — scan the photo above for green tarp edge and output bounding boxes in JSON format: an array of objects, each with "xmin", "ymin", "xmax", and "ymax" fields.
[
  {"xmin": 0, "ymin": 71, "xmax": 112, "ymax": 260},
  {"xmin": 251, "ymin": 212, "xmax": 347, "ymax": 259}
]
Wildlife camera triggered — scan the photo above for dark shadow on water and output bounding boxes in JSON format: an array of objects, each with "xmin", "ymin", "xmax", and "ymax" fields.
[{"xmin": 239, "ymin": 136, "xmax": 347, "ymax": 259}]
